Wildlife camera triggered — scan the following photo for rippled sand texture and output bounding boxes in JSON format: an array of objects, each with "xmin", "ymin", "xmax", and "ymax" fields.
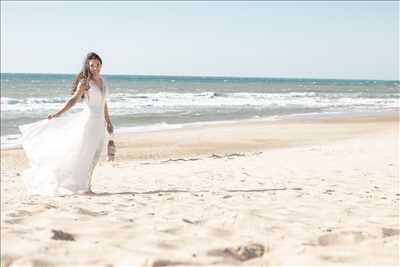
[{"xmin": 1, "ymin": 116, "xmax": 399, "ymax": 266}]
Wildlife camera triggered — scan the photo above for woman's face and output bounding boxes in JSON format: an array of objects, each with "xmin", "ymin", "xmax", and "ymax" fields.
[{"xmin": 88, "ymin": 59, "xmax": 102, "ymax": 76}]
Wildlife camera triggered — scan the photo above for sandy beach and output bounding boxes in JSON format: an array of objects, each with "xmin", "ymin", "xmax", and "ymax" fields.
[{"xmin": 1, "ymin": 115, "xmax": 399, "ymax": 266}]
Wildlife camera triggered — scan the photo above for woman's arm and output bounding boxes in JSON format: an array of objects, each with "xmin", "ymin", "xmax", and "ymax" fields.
[
  {"xmin": 104, "ymin": 102, "xmax": 114, "ymax": 135},
  {"xmin": 48, "ymin": 80, "xmax": 87, "ymax": 119}
]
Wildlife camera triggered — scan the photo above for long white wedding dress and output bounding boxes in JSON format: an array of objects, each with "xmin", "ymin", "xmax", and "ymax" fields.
[{"xmin": 19, "ymin": 80, "xmax": 108, "ymax": 195}]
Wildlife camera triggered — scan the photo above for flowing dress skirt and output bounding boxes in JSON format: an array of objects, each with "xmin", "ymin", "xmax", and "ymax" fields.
[{"xmin": 19, "ymin": 107, "xmax": 106, "ymax": 195}]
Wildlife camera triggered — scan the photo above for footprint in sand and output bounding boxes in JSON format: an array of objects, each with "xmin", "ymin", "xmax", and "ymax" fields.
[
  {"xmin": 323, "ymin": 189, "xmax": 335, "ymax": 194},
  {"xmin": 156, "ymin": 226, "xmax": 180, "ymax": 235},
  {"xmin": 9, "ymin": 257, "xmax": 54, "ymax": 267},
  {"xmin": 44, "ymin": 204, "xmax": 58, "ymax": 209},
  {"xmin": 76, "ymin": 207, "xmax": 108, "ymax": 217},
  {"xmin": 113, "ymin": 203, "xmax": 131, "ymax": 210},
  {"xmin": 207, "ymin": 242, "xmax": 266, "ymax": 262},
  {"xmin": 157, "ymin": 240, "xmax": 178, "ymax": 250},
  {"xmin": 21, "ymin": 202, "xmax": 38, "ymax": 206},
  {"xmin": 98, "ymin": 202, "xmax": 111, "ymax": 205},
  {"xmin": 151, "ymin": 259, "xmax": 196, "ymax": 267},
  {"xmin": 4, "ymin": 218, "xmax": 23, "ymax": 225},
  {"xmin": 51, "ymin": 229, "xmax": 75, "ymax": 241},
  {"xmin": 319, "ymin": 253, "xmax": 356, "ymax": 263},
  {"xmin": 7, "ymin": 210, "xmax": 33, "ymax": 218},
  {"xmin": 382, "ymin": 227, "xmax": 400, "ymax": 238},
  {"xmin": 182, "ymin": 218, "xmax": 202, "ymax": 225},
  {"xmin": 318, "ymin": 231, "xmax": 372, "ymax": 246}
]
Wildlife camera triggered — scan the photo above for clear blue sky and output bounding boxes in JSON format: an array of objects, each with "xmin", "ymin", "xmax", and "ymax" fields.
[{"xmin": 1, "ymin": 1, "xmax": 398, "ymax": 80}]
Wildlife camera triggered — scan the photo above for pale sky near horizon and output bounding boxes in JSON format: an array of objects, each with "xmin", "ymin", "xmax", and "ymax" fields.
[{"xmin": 1, "ymin": 1, "xmax": 399, "ymax": 80}]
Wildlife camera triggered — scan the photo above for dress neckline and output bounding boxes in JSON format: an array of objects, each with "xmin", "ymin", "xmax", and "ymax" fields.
[{"xmin": 89, "ymin": 79, "xmax": 105, "ymax": 95}]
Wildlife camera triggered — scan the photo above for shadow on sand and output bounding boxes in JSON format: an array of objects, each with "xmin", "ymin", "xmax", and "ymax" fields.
[{"xmin": 78, "ymin": 187, "xmax": 292, "ymax": 197}]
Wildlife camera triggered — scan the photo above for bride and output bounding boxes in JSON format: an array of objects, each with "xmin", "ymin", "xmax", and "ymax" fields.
[{"xmin": 19, "ymin": 52, "xmax": 114, "ymax": 195}]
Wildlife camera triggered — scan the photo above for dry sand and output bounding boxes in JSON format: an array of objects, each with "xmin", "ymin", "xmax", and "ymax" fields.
[{"xmin": 1, "ymin": 115, "xmax": 399, "ymax": 266}]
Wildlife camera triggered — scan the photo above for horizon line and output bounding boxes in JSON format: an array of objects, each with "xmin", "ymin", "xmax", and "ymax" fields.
[{"xmin": 0, "ymin": 72, "xmax": 398, "ymax": 82}]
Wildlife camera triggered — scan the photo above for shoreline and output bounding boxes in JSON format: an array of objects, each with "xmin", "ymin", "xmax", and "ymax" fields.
[
  {"xmin": 1, "ymin": 109, "xmax": 398, "ymax": 151},
  {"xmin": 113, "ymin": 113, "xmax": 398, "ymax": 161},
  {"xmin": 1, "ymin": 113, "xmax": 398, "ymax": 173}
]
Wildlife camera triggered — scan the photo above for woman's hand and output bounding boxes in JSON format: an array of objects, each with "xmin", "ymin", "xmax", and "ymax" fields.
[
  {"xmin": 48, "ymin": 82, "xmax": 83, "ymax": 121},
  {"xmin": 48, "ymin": 113, "xmax": 58, "ymax": 120},
  {"xmin": 106, "ymin": 121, "xmax": 114, "ymax": 135}
]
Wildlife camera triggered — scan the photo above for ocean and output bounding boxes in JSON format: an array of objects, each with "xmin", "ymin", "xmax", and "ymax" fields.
[{"xmin": 1, "ymin": 73, "xmax": 399, "ymax": 149}]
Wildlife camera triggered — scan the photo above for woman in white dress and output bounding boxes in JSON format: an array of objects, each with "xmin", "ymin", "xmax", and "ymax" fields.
[{"xmin": 19, "ymin": 52, "xmax": 114, "ymax": 195}]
